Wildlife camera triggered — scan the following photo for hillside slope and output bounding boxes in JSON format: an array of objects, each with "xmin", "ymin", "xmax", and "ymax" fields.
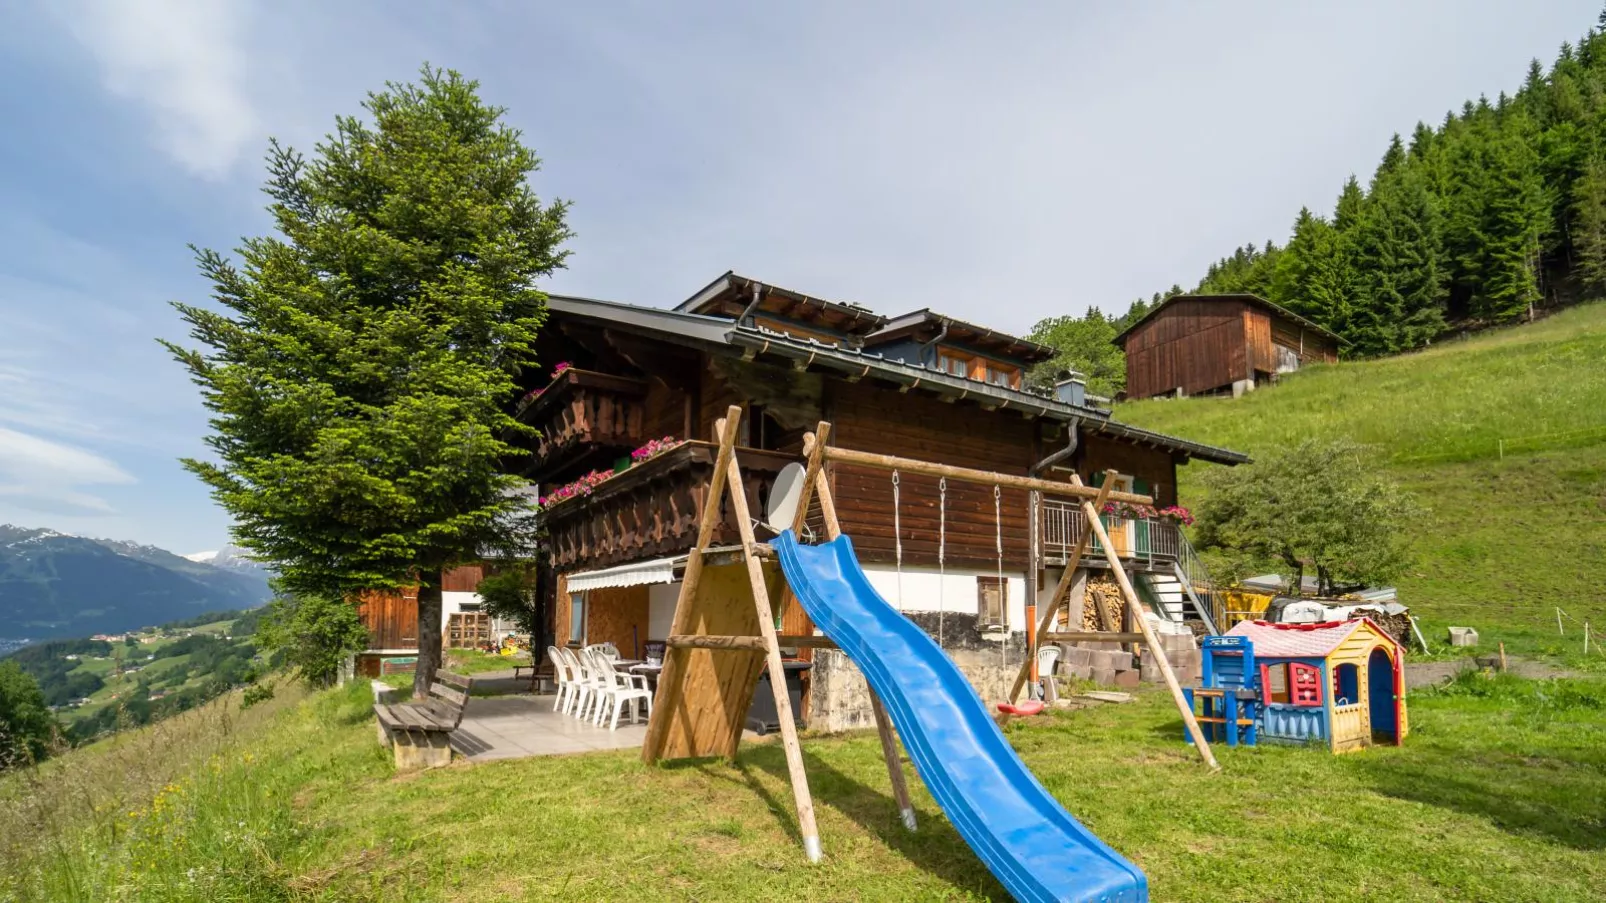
[
  {"xmin": 0, "ymin": 527, "xmax": 272, "ymax": 643},
  {"xmin": 1117, "ymin": 302, "xmax": 1606, "ymax": 656}
]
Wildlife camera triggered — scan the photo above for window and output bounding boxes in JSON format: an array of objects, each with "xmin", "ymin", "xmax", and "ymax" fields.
[
  {"xmin": 977, "ymin": 576, "xmax": 1008, "ymax": 629},
  {"xmin": 939, "ymin": 351, "xmax": 971, "ymax": 378},
  {"xmin": 1333, "ymin": 663, "xmax": 1359, "ymax": 705},
  {"xmin": 985, "ymin": 364, "xmax": 1017, "ymax": 388},
  {"xmin": 568, "ymin": 593, "xmax": 586, "ymax": 644},
  {"xmin": 1261, "ymin": 662, "xmax": 1323, "ymax": 707}
]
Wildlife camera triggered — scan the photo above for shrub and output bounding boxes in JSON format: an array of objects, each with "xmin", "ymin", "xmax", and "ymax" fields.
[{"xmin": 253, "ymin": 595, "xmax": 370, "ymax": 687}]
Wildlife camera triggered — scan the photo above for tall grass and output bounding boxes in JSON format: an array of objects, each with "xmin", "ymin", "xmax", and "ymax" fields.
[{"xmin": 0, "ymin": 682, "xmax": 384, "ymax": 902}]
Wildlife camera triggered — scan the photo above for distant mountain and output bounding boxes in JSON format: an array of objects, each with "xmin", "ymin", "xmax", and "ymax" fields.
[
  {"xmin": 0, "ymin": 526, "xmax": 273, "ymax": 643},
  {"xmin": 182, "ymin": 545, "xmax": 271, "ymax": 576}
]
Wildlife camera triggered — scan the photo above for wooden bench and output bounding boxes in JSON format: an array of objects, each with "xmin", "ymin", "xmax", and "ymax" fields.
[{"xmin": 373, "ymin": 670, "xmax": 473, "ymax": 772}]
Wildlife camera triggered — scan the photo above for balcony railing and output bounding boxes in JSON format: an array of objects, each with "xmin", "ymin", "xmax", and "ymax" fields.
[
  {"xmin": 516, "ymin": 368, "xmax": 649, "ymax": 481},
  {"xmin": 1038, "ymin": 499, "xmax": 1183, "ymax": 570},
  {"xmin": 539, "ymin": 442, "xmax": 798, "ymax": 571}
]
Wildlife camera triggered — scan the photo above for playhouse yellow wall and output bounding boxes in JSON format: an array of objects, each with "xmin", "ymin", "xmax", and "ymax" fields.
[{"xmin": 1325, "ymin": 621, "xmax": 1407, "ymax": 753}]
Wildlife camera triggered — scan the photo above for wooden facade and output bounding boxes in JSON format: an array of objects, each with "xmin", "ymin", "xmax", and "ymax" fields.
[
  {"xmin": 356, "ymin": 587, "xmax": 419, "ymax": 651},
  {"xmin": 525, "ymin": 276, "xmax": 1246, "ymax": 680},
  {"xmin": 1115, "ymin": 294, "xmax": 1342, "ymax": 400}
]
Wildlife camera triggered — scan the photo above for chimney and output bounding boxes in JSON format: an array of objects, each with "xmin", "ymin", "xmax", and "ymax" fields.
[{"xmin": 1054, "ymin": 375, "xmax": 1086, "ymax": 407}]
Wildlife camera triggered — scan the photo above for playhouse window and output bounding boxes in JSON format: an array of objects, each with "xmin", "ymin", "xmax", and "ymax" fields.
[
  {"xmin": 1263, "ymin": 663, "xmax": 1290, "ymax": 704},
  {"xmin": 1261, "ymin": 662, "xmax": 1324, "ymax": 707},
  {"xmin": 1333, "ymin": 663, "xmax": 1359, "ymax": 705}
]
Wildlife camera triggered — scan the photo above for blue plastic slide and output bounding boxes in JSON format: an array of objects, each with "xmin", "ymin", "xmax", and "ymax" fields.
[{"xmin": 774, "ymin": 531, "xmax": 1147, "ymax": 903}]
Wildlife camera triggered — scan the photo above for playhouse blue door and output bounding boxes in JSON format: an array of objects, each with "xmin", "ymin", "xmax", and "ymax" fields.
[{"xmin": 1368, "ymin": 648, "xmax": 1397, "ymax": 739}]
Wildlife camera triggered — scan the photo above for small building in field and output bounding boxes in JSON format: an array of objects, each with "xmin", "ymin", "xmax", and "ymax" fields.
[{"xmin": 1112, "ymin": 293, "xmax": 1343, "ymax": 399}]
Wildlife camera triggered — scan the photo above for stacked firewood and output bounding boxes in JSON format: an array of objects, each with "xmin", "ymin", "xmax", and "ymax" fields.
[{"xmin": 1079, "ymin": 576, "xmax": 1125, "ymax": 631}]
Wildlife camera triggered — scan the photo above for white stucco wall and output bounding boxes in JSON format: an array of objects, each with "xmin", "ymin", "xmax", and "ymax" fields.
[
  {"xmin": 441, "ymin": 590, "xmax": 480, "ymax": 630},
  {"xmin": 857, "ymin": 564, "xmax": 1060, "ymax": 633}
]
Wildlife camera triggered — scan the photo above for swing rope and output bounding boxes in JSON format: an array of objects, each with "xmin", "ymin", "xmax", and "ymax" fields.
[
  {"xmin": 994, "ymin": 484, "xmax": 1004, "ymax": 670},
  {"xmin": 892, "ymin": 470, "xmax": 903, "ymax": 612},
  {"xmin": 937, "ymin": 477, "xmax": 947, "ymax": 646}
]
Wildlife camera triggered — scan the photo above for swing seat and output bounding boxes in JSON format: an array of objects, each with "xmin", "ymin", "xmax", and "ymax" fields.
[{"xmin": 997, "ymin": 700, "xmax": 1045, "ymax": 716}]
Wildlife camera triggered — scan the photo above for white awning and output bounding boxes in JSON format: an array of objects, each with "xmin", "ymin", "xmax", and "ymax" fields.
[{"xmin": 563, "ymin": 557, "xmax": 679, "ymax": 593}]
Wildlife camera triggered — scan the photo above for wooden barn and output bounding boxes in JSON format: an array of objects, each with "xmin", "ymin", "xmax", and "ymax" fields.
[
  {"xmin": 1112, "ymin": 293, "xmax": 1343, "ymax": 400},
  {"xmin": 517, "ymin": 271, "xmax": 1248, "ymax": 727}
]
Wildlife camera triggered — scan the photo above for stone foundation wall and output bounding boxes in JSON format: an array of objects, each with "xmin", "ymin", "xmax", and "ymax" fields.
[{"xmin": 808, "ymin": 640, "xmax": 1024, "ymax": 734}]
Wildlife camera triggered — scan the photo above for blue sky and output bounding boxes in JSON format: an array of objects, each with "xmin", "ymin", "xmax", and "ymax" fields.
[{"xmin": 0, "ymin": 0, "xmax": 1599, "ymax": 554}]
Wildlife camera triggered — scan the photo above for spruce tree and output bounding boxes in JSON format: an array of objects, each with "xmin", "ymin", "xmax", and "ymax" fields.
[
  {"xmin": 1273, "ymin": 207, "xmax": 1353, "ymax": 334},
  {"xmin": 1474, "ymin": 124, "xmax": 1551, "ymax": 321},
  {"xmin": 1350, "ymin": 167, "xmax": 1446, "ymax": 353},
  {"xmin": 1573, "ymin": 156, "xmax": 1606, "ymax": 294},
  {"xmin": 163, "ymin": 68, "xmax": 571, "ymax": 699}
]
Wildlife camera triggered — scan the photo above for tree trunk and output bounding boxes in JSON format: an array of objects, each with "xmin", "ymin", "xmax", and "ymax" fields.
[
  {"xmin": 1281, "ymin": 548, "xmax": 1304, "ymax": 597},
  {"xmin": 414, "ymin": 574, "xmax": 443, "ymax": 701}
]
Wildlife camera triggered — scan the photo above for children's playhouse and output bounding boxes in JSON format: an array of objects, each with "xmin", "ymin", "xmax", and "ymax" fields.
[{"xmin": 1186, "ymin": 618, "xmax": 1408, "ymax": 753}]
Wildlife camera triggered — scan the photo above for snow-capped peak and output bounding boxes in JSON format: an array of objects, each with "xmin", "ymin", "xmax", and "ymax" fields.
[{"xmin": 184, "ymin": 550, "xmax": 219, "ymax": 563}]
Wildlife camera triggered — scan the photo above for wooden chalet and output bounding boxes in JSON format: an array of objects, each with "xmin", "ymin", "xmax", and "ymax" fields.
[
  {"xmin": 520, "ymin": 271, "xmax": 1248, "ymax": 727},
  {"xmin": 1113, "ymin": 293, "xmax": 1343, "ymax": 400}
]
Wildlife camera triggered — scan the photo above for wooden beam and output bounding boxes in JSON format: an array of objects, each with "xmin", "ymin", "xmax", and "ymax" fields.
[
  {"xmin": 869, "ymin": 692, "xmax": 917, "ymax": 831},
  {"xmin": 793, "ymin": 425, "xmax": 831, "ymax": 535},
  {"xmin": 821, "ymin": 446, "xmax": 1153, "ymax": 505},
  {"xmin": 1041, "ymin": 632, "xmax": 1148, "ymax": 643},
  {"xmin": 666, "ymin": 634, "xmax": 767, "ymax": 651},
  {"xmin": 1080, "ymin": 490, "xmax": 1220, "ymax": 771},
  {"xmin": 723, "ymin": 429, "xmax": 824, "ymax": 861},
  {"xmin": 1008, "ymin": 475, "xmax": 1114, "ymax": 704}
]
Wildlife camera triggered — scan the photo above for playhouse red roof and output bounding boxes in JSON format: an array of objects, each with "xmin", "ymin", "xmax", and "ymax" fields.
[{"xmin": 1224, "ymin": 619, "xmax": 1394, "ymax": 658}]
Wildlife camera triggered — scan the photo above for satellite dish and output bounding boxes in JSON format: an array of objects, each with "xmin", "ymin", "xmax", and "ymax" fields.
[{"xmin": 765, "ymin": 463, "xmax": 808, "ymax": 532}]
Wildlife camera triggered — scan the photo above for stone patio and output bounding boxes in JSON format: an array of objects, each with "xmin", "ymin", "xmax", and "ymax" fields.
[{"xmin": 451, "ymin": 693, "xmax": 650, "ymax": 761}]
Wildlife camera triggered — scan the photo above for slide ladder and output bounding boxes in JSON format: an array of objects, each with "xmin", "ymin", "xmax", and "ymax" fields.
[{"xmin": 775, "ymin": 531, "xmax": 1147, "ymax": 903}]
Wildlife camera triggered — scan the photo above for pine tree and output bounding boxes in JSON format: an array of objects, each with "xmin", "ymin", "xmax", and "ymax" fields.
[
  {"xmin": 1334, "ymin": 176, "xmax": 1366, "ymax": 232},
  {"xmin": 1573, "ymin": 156, "xmax": 1606, "ymax": 294},
  {"xmin": 1350, "ymin": 167, "xmax": 1446, "ymax": 353},
  {"xmin": 1474, "ymin": 124, "xmax": 1551, "ymax": 320},
  {"xmin": 1272, "ymin": 207, "xmax": 1353, "ymax": 334},
  {"xmin": 163, "ymin": 68, "xmax": 572, "ymax": 699}
]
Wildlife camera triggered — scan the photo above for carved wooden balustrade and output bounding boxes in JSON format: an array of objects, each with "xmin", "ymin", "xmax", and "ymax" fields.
[
  {"xmin": 540, "ymin": 442, "xmax": 798, "ymax": 571},
  {"xmin": 516, "ymin": 368, "xmax": 649, "ymax": 480}
]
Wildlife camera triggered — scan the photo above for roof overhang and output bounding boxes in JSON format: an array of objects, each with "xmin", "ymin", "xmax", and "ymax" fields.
[
  {"xmin": 542, "ymin": 293, "xmax": 1250, "ymax": 467},
  {"xmin": 1112, "ymin": 293, "xmax": 1348, "ymax": 348}
]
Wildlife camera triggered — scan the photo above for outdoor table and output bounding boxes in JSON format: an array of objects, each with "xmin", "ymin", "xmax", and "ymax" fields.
[{"xmin": 629, "ymin": 663, "xmax": 663, "ymax": 692}]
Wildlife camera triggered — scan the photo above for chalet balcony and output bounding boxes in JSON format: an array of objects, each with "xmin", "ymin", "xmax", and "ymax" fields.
[
  {"xmin": 1038, "ymin": 498, "xmax": 1184, "ymax": 571},
  {"xmin": 539, "ymin": 442, "xmax": 798, "ymax": 572},
  {"xmin": 516, "ymin": 368, "xmax": 650, "ymax": 481}
]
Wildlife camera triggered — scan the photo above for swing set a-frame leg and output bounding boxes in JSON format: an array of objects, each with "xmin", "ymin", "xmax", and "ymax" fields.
[{"xmin": 801, "ymin": 425, "xmax": 917, "ymax": 832}]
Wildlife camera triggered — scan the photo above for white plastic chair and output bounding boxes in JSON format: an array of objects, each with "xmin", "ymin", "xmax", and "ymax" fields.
[
  {"xmin": 584, "ymin": 642, "xmax": 621, "ymax": 662},
  {"xmin": 575, "ymin": 648, "xmax": 614, "ymax": 722},
  {"xmin": 593, "ymin": 653, "xmax": 653, "ymax": 730},
  {"xmin": 560, "ymin": 647, "xmax": 598, "ymax": 718},
  {"xmin": 547, "ymin": 645, "xmax": 572, "ymax": 713}
]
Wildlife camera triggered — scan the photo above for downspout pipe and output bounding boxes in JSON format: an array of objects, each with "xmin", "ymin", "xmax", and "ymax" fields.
[
  {"xmin": 737, "ymin": 281, "xmax": 764, "ymax": 328},
  {"xmin": 917, "ymin": 322, "xmax": 950, "ymax": 368},
  {"xmin": 1024, "ymin": 416, "xmax": 1081, "ymax": 695}
]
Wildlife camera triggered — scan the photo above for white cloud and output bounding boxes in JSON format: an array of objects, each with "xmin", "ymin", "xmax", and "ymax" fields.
[
  {"xmin": 0, "ymin": 426, "xmax": 135, "ymax": 515},
  {"xmin": 54, "ymin": 0, "xmax": 262, "ymax": 179}
]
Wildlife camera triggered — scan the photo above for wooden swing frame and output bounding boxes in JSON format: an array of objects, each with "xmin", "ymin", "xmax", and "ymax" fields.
[{"xmin": 642, "ymin": 407, "xmax": 1217, "ymax": 865}]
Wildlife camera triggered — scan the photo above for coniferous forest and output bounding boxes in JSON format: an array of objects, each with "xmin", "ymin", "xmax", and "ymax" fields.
[{"xmin": 1031, "ymin": 9, "xmax": 1606, "ymax": 395}]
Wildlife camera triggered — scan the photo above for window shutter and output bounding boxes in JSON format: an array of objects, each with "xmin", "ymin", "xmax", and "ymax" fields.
[{"xmin": 1291, "ymin": 663, "xmax": 1324, "ymax": 707}]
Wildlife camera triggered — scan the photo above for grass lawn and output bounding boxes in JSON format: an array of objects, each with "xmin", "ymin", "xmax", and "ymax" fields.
[
  {"xmin": 1117, "ymin": 301, "xmax": 1606, "ymax": 669},
  {"xmin": 6, "ymin": 672, "xmax": 1602, "ymax": 902}
]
